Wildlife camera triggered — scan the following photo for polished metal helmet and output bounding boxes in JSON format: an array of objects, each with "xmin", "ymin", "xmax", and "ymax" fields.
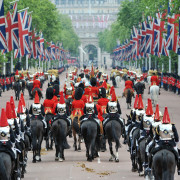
[
  {"xmin": 86, "ymin": 103, "xmax": 94, "ymax": 114},
  {"xmin": 0, "ymin": 126, "xmax": 10, "ymax": 141},
  {"xmin": 57, "ymin": 103, "xmax": 66, "ymax": 115},
  {"xmin": 108, "ymin": 102, "xmax": 118, "ymax": 113}
]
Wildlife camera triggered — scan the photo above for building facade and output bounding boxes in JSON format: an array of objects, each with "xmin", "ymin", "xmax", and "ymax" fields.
[{"xmin": 50, "ymin": 0, "xmax": 121, "ymax": 67}]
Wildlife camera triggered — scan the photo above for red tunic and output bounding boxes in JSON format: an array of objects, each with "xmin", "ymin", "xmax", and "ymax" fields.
[
  {"xmin": 6, "ymin": 77, "xmax": 10, "ymax": 85},
  {"xmin": 81, "ymin": 95, "xmax": 87, "ymax": 104},
  {"xmin": 124, "ymin": 80, "xmax": 133, "ymax": 92},
  {"xmin": 151, "ymin": 76, "xmax": 158, "ymax": 85},
  {"xmin": 43, "ymin": 99, "xmax": 54, "ymax": 114},
  {"xmin": 33, "ymin": 79, "xmax": 41, "ymax": 90},
  {"xmin": 71, "ymin": 100, "xmax": 85, "ymax": 116},
  {"xmin": 89, "ymin": 86, "xmax": 99, "ymax": 97},
  {"xmin": 97, "ymin": 98, "xmax": 109, "ymax": 114}
]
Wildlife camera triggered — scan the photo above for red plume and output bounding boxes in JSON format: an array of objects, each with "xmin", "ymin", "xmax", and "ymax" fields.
[
  {"xmin": 134, "ymin": 94, "xmax": 139, "ymax": 109},
  {"xmin": 145, "ymin": 99, "xmax": 153, "ymax": 116},
  {"xmin": 162, "ymin": 107, "xmax": 170, "ymax": 124},
  {"xmin": 138, "ymin": 94, "xmax": 144, "ymax": 110},
  {"xmin": 154, "ymin": 104, "xmax": 160, "ymax": 121},
  {"xmin": 34, "ymin": 91, "xmax": 40, "ymax": 104},
  {"xmin": 6, "ymin": 102, "xmax": 12, "ymax": 119},
  {"xmin": 0, "ymin": 108, "xmax": 8, "ymax": 127}
]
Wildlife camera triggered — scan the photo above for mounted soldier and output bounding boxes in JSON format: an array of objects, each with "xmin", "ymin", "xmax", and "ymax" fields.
[
  {"xmin": 152, "ymin": 107, "xmax": 180, "ymax": 175},
  {"xmin": 13, "ymin": 70, "xmax": 22, "ymax": 100}
]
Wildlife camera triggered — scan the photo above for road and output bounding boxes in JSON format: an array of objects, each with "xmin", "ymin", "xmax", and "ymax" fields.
[{"xmin": 0, "ymin": 69, "xmax": 179, "ymax": 180}]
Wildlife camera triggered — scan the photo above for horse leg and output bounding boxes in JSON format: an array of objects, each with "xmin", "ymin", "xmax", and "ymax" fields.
[
  {"xmin": 59, "ymin": 142, "xmax": 64, "ymax": 162},
  {"xmin": 90, "ymin": 138, "xmax": 96, "ymax": 161},
  {"xmin": 115, "ymin": 143, "xmax": 119, "ymax": 162},
  {"xmin": 37, "ymin": 134, "xmax": 43, "ymax": 162},
  {"xmin": 108, "ymin": 140, "xmax": 115, "ymax": 161},
  {"xmin": 73, "ymin": 130, "xmax": 77, "ymax": 151},
  {"xmin": 78, "ymin": 135, "xmax": 81, "ymax": 151},
  {"xmin": 54, "ymin": 139, "xmax": 59, "ymax": 161}
]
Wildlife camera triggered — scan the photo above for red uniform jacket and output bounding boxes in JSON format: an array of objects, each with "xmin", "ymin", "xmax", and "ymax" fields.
[
  {"xmin": 71, "ymin": 100, "xmax": 85, "ymax": 116},
  {"xmin": 43, "ymin": 99, "xmax": 55, "ymax": 114},
  {"xmin": 151, "ymin": 76, "xmax": 158, "ymax": 85},
  {"xmin": 81, "ymin": 95, "xmax": 87, "ymax": 104},
  {"xmin": 6, "ymin": 77, "xmax": 10, "ymax": 85},
  {"xmin": 89, "ymin": 86, "xmax": 99, "ymax": 97},
  {"xmin": 124, "ymin": 80, "xmax": 133, "ymax": 92},
  {"xmin": 33, "ymin": 79, "xmax": 41, "ymax": 90},
  {"xmin": 97, "ymin": 98, "xmax": 109, "ymax": 114}
]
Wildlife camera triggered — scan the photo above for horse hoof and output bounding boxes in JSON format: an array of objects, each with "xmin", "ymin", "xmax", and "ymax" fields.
[
  {"xmin": 38, "ymin": 158, "xmax": 41, "ymax": 162},
  {"xmin": 139, "ymin": 171, "xmax": 144, "ymax": 176},
  {"xmin": 21, "ymin": 174, "xmax": 24, "ymax": 178},
  {"xmin": 115, "ymin": 158, "xmax": 119, "ymax": 162},
  {"xmin": 131, "ymin": 167, "xmax": 137, "ymax": 172},
  {"xmin": 78, "ymin": 148, "xmax": 81, "ymax": 152},
  {"xmin": 59, "ymin": 158, "xmax": 63, "ymax": 162},
  {"xmin": 109, "ymin": 157, "xmax": 114, "ymax": 162},
  {"xmin": 36, "ymin": 156, "xmax": 40, "ymax": 161},
  {"xmin": 87, "ymin": 158, "xmax": 92, "ymax": 162},
  {"xmin": 55, "ymin": 157, "xmax": 59, "ymax": 161},
  {"xmin": 32, "ymin": 159, "xmax": 36, "ymax": 163}
]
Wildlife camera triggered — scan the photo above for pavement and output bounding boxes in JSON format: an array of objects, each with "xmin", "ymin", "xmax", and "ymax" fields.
[{"xmin": 0, "ymin": 69, "xmax": 180, "ymax": 180}]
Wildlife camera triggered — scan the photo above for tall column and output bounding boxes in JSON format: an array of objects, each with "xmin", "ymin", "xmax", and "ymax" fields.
[
  {"xmin": 178, "ymin": 55, "xmax": 180, "ymax": 76},
  {"xmin": 11, "ymin": 51, "xmax": 13, "ymax": 73},
  {"xmin": 98, "ymin": 47, "xmax": 101, "ymax": 68},
  {"xmin": 145, "ymin": 58, "xmax": 147, "ymax": 70},
  {"xmin": 39, "ymin": 58, "xmax": 40, "ymax": 68},
  {"xmin": 149, "ymin": 56, "xmax": 151, "ymax": 70},
  {"xmin": 19, "ymin": 56, "xmax": 21, "ymax": 62},
  {"xmin": 135, "ymin": 61, "xmax": 137, "ymax": 68},
  {"xmin": 26, "ymin": 55, "xmax": 28, "ymax": 70},
  {"xmin": 42, "ymin": 61, "xmax": 44, "ymax": 72},
  {"xmin": 169, "ymin": 55, "xmax": 171, "ymax": 73}
]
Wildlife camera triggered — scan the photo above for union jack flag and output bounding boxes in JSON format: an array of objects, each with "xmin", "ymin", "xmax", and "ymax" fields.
[
  {"xmin": 18, "ymin": 10, "xmax": 30, "ymax": 57},
  {"xmin": 0, "ymin": 0, "xmax": 6, "ymax": 50},
  {"xmin": 14, "ymin": 48, "xmax": 20, "ymax": 58},
  {"xmin": 36, "ymin": 31, "xmax": 44, "ymax": 57},
  {"xmin": 145, "ymin": 17, "xmax": 154, "ymax": 55},
  {"xmin": 51, "ymin": 42, "xmax": 56, "ymax": 60},
  {"xmin": 166, "ymin": 1, "xmax": 180, "ymax": 53},
  {"xmin": 5, "ymin": 2, "xmax": 19, "ymax": 51},
  {"xmin": 140, "ymin": 21, "xmax": 146, "ymax": 57}
]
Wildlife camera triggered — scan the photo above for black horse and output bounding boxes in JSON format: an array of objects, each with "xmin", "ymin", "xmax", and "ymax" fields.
[
  {"xmin": 31, "ymin": 119, "xmax": 44, "ymax": 163},
  {"xmin": 81, "ymin": 120, "xmax": 100, "ymax": 162},
  {"xmin": 13, "ymin": 81, "xmax": 22, "ymax": 100},
  {"xmin": 51, "ymin": 119, "xmax": 68, "ymax": 162},
  {"xmin": 104, "ymin": 120, "xmax": 123, "ymax": 162},
  {"xmin": 0, "ymin": 152, "xmax": 12, "ymax": 180},
  {"xmin": 152, "ymin": 149, "xmax": 176, "ymax": 180},
  {"xmin": 26, "ymin": 81, "xmax": 33, "ymax": 99},
  {"xmin": 134, "ymin": 81, "xmax": 145, "ymax": 96}
]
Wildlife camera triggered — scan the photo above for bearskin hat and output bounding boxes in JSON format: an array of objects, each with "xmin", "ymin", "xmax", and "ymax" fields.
[
  {"xmin": 46, "ymin": 87, "xmax": 54, "ymax": 99},
  {"xmin": 78, "ymin": 83, "xmax": 85, "ymax": 91},
  {"xmin": 85, "ymin": 74, "xmax": 90, "ymax": 80},
  {"xmin": 99, "ymin": 87, "xmax": 106, "ymax": 98},
  {"xmin": 53, "ymin": 84, "xmax": 59, "ymax": 96},
  {"xmin": 75, "ymin": 87, "xmax": 83, "ymax": 100},
  {"xmin": 90, "ymin": 77, "xmax": 97, "ymax": 87},
  {"xmin": 79, "ymin": 73, "xmax": 84, "ymax": 79}
]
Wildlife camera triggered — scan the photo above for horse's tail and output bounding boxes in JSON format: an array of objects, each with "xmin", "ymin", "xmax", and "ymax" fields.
[
  {"xmin": 87, "ymin": 122, "xmax": 92, "ymax": 141},
  {"xmin": 111, "ymin": 121, "xmax": 120, "ymax": 149},
  {"xmin": 31, "ymin": 121, "xmax": 37, "ymax": 151},
  {"xmin": 0, "ymin": 155, "xmax": 9, "ymax": 180},
  {"xmin": 162, "ymin": 152, "xmax": 168, "ymax": 179},
  {"xmin": 57, "ymin": 120, "xmax": 66, "ymax": 144}
]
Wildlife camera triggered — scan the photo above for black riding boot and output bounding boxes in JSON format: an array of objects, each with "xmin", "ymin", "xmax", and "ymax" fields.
[{"xmin": 177, "ymin": 149, "xmax": 180, "ymax": 175}]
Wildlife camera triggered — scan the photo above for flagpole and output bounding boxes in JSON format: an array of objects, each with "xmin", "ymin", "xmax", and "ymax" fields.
[
  {"xmin": 145, "ymin": 58, "xmax": 147, "ymax": 71},
  {"xmin": 17, "ymin": 7, "xmax": 29, "ymax": 13},
  {"xmin": 9, "ymin": 0, "xmax": 19, "ymax": 4},
  {"xmin": 169, "ymin": 53, "xmax": 171, "ymax": 73},
  {"xmin": 149, "ymin": 56, "xmax": 151, "ymax": 70},
  {"xmin": 26, "ymin": 55, "xmax": 28, "ymax": 70},
  {"xmin": 3, "ymin": 54, "xmax": 6, "ymax": 75},
  {"xmin": 11, "ymin": 51, "xmax": 13, "ymax": 73},
  {"xmin": 178, "ymin": 55, "xmax": 180, "ymax": 76}
]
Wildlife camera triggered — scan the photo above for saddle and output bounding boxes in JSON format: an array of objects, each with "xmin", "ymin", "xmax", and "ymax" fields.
[
  {"xmin": 151, "ymin": 142, "xmax": 179, "ymax": 161},
  {"xmin": 103, "ymin": 113, "xmax": 124, "ymax": 129}
]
